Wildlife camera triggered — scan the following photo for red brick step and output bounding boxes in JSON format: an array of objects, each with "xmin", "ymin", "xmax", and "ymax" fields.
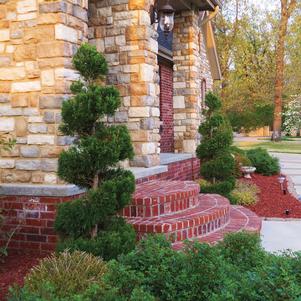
[
  {"xmin": 125, "ymin": 194, "xmax": 231, "ymax": 243},
  {"xmin": 121, "ymin": 180, "xmax": 200, "ymax": 218},
  {"xmin": 172, "ymin": 205, "xmax": 262, "ymax": 250}
]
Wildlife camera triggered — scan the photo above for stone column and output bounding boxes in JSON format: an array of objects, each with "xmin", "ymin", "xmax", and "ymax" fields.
[
  {"xmin": 0, "ymin": 0, "xmax": 88, "ymax": 185},
  {"xmin": 173, "ymin": 10, "xmax": 202, "ymax": 154},
  {"xmin": 88, "ymin": 0, "xmax": 160, "ymax": 168}
]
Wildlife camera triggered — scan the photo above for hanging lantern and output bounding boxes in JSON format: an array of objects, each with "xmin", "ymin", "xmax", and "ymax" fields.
[{"xmin": 158, "ymin": 1, "xmax": 175, "ymax": 37}]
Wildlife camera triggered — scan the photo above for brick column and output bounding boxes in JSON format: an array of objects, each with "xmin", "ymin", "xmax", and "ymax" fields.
[
  {"xmin": 173, "ymin": 10, "xmax": 202, "ymax": 154},
  {"xmin": 88, "ymin": 0, "xmax": 160, "ymax": 167},
  {"xmin": 0, "ymin": 0, "xmax": 88, "ymax": 185}
]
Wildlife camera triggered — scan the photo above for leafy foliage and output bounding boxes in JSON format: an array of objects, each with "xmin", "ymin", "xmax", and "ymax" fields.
[
  {"xmin": 231, "ymin": 147, "xmax": 252, "ymax": 178},
  {"xmin": 227, "ymin": 104, "xmax": 274, "ymax": 132},
  {"xmin": 246, "ymin": 148, "xmax": 280, "ymax": 176},
  {"xmin": 282, "ymin": 97, "xmax": 301, "ymax": 135},
  {"xmin": 229, "ymin": 181, "xmax": 259, "ymax": 206},
  {"xmin": 55, "ymin": 44, "xmax": 136, "ymax": 260},
  {"xmin": 8, "ymin": 233, "xmax": 301, "ymax": 301},
  {"xmin": 56, "ymin": 217, "xmax": 136, "ymax": 261},
  {"xmin": 215, "ymin": 1, "xmax": 277, "ymax": 131},
  {"xmin": 199, "ymin": 178, "xmax": 235, "ymax": 197}
]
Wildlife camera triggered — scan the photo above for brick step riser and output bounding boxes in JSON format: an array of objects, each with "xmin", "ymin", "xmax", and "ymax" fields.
[
  {"xmin": 121, "ymin": 195, "xmax": 199, "ymax": 218},
  {"xmin": 130, "ymin": 209, "xmax": 230, "ymax": 243}
]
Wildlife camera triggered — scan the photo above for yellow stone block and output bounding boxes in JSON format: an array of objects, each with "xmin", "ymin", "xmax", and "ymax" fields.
[{"xmin": 14, "ymin": 44, "xmax": 37, "ymax": 61}]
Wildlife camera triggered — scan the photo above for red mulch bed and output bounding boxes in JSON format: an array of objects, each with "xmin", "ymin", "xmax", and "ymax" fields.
[
  {"xmin": 0, "ymin": 251, "xmax": 46, "ymax": 301},
  {"xmin": 246, "ymin": 173, "xmax": 301, "ymax": 218}
]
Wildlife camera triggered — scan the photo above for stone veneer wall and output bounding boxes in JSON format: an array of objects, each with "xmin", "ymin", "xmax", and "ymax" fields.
[
  {"xmin": 199, "ymin": 28, "xmax": 213, "ymax": 93},
  {"xmin": 88, "ymin": 0, "xmax": 160, "ymax": 168},
  {"xmin": 0, "ymin": 0, "xmax": 88, "ymax": 185},
  {"xmin": 173, "ymin": 10, "xmax": 213, "ymax": 154}
]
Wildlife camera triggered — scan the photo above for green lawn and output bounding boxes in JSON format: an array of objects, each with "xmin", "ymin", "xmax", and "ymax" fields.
[{"xmin": 234, "ymin": 140, "xmax": 301, "ymax": 154}]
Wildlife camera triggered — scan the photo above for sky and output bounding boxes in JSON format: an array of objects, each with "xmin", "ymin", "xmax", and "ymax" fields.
[{"xmin": 249, "ymin": 0, "xmax": 279, "ymax": 11}]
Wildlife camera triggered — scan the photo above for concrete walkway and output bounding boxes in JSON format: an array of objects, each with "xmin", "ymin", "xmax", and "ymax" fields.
[
  {"xmin": 261, "ymin": 220, "xmax": 301, "ymax": 253},
  {"xmin": 270, "ymin": 152, "xmax": 301, "ymax": 199},
  {"xmin": 261, "ymin": 152, "xmax": 301, "ymax": 252}
]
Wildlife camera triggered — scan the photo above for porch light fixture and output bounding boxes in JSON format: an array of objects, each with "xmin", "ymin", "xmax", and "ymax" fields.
[
  {"xmin": 150, "ymin": 0, "xmax": 175, "ymax": 37},
  {"xmin": 278, "ymin": 174, "xmax": 286, "ymax": 195},
  {"xmin": 158, "ymin": 1, "xmax": 175, "ymax": 37}
]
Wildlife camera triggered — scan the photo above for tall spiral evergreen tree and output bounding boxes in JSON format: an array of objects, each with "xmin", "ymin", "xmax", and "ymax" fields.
[
  {"xmin": 54, "ymin": 44, "xmax": 136, "ymax": 260},
  {"xmin": 197, "ymin": 92, "xmax": 235, "ymax": 196}
]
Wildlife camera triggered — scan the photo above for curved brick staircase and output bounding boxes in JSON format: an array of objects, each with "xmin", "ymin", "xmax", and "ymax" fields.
[{"xmin": 121, "ymin": 180, "xmax": 262, "ymax": 249}]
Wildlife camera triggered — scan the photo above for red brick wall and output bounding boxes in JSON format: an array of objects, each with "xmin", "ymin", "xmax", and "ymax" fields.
[
  {"xmin": 136, "ymin": 158, "xmax": 200, "ymax": 184},
  {"xmin": 0, "ymin": 194, "xmax": 83, "ymax": 253},
  {"xmin": 0, "ymin": 158, "xmax": 200, "ymax": 253},
  {"xmin": 159, "ymin": 63, "xmax": 174, "ymax": 153}
]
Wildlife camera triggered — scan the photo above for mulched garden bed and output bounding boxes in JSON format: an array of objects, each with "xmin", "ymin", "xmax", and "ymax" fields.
[
  {"xmin": 246, "ymin": 173, "xmax": 301, "ymax": 218},
  {"xmin": 0, "ymin": 251, "xmax": 46, "ymax": 301}
]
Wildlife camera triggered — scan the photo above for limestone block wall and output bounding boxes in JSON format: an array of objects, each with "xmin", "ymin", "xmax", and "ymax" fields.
[
  {"xmin": 0, "ymin": 0, "xmax": 88, "ymax": 184},
  {"xmin": 199, "ymin": 29, "xmax": 213, "ymax": 95},
  {"xmin": 88, "ymin": 0, "xmax": 160, "ymax": 167},
  {"xmin": 173, "ymin": 10, "xmax": 213, "ymax": 154}
]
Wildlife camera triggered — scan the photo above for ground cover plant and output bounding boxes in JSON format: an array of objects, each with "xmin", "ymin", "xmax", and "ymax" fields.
[
  {"xmin": 197, "ymin": 93, "xmax": 235, "ymax": 197},
  {"xmin": 7, "ymin": 232, "xmax": 301, "ymax": 301},
  {"xmin": 229, "ymin": 180, "xmax": 259, "ymax": 206},
  {"xmin": 54, "ymin": 44, "xmax": 136, "ymax": 260}
]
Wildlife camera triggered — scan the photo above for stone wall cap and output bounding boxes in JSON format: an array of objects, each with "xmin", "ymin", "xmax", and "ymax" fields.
[
  {"xmin": 128, "ymin": 165, "xmax": 168, "ymax": 179},
  {"xmin": 0, "ymin": 184, "xmax": 85, "ymax": 197},
  {"xmin": 160, "ymin": 153, "xmax": 195, "ymax": 165}
]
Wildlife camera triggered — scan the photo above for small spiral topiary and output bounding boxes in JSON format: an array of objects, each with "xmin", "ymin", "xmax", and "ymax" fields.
[
  {"xmin": 54, "ymin": 44, "xmax": 136, "ymax": 260},
  {"xmin": 197, "ymin": 92, "xmax": 235, "ymax": 196}
]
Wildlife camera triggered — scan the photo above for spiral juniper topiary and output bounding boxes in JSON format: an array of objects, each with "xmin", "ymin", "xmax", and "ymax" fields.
[
  {"xmin": 197, "ymin": 92, "xmax": 235, "ymax": 196},
  {"xmin": 54, "ymin": 44, "xmax": 136, "ymax": 260}
]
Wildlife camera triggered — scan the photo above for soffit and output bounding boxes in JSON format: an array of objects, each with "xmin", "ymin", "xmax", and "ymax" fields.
[{"xmin": 157, "ymin": 0, "xmax": 222, "ymax": 12}]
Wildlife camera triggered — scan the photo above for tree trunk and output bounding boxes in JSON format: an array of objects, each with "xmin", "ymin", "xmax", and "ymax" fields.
[{"xmin": 272, "ymin": 0, "xmax": 297, "ymax": 141}]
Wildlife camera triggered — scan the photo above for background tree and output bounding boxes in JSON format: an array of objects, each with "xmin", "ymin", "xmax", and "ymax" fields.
[
  {"xmin": 54, "ymin": 44, "xmax": 136, "ymax": 260},
  {"xmin": 215, "ymin": 1, "xmax": 277, "ymax": 131},
  {"xmin": 272, "ymin": 0, "xmax": 298, "ymax": 140},
  {"xmin": 282, "ymin": 97, "xmax": 301, "ymax": 135}
]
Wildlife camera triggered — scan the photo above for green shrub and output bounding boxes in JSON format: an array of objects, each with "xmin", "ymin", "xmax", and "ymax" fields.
[
  {"xmin": 246, "ymin": 148, "xmax": 280, "ymax": 175},
  {"xmin": 101, "ymin": 233, "xmax": 301, "ymax": 301},
  {"xmin": 56, "ymin": 218, "xmax": 136, "ymax": 261},
  {"xmin": 200, "ymin": 152, "xmax": 235, "ymax": 181},
  {"xmin": 199, "ymin": 178, "xmax": 235, "ymax": 197},
  {"xmin": 55, "ymin": 44, "xmax": 136, "ymax": 259},
  {"xmin": 229, "ymin": 181, "xmax": 259, "ymax": 206},
  {"xmin": 24, "ymin": 251, "xmax": 106, "ymax": 299},
  {"xmin": 230, "ymin": 148, "xmax": 252, "ymax": 178},
  {"xmin": 8, "ymin": 283, "xmax": 104, "ymax": 301},
  {"xmin": 9, "ymin": 234, "xmax": 301, "ymax": 301},
  {"xmin": 197, "ymin": 92, "xmax": 235, "ymax": 189}
]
